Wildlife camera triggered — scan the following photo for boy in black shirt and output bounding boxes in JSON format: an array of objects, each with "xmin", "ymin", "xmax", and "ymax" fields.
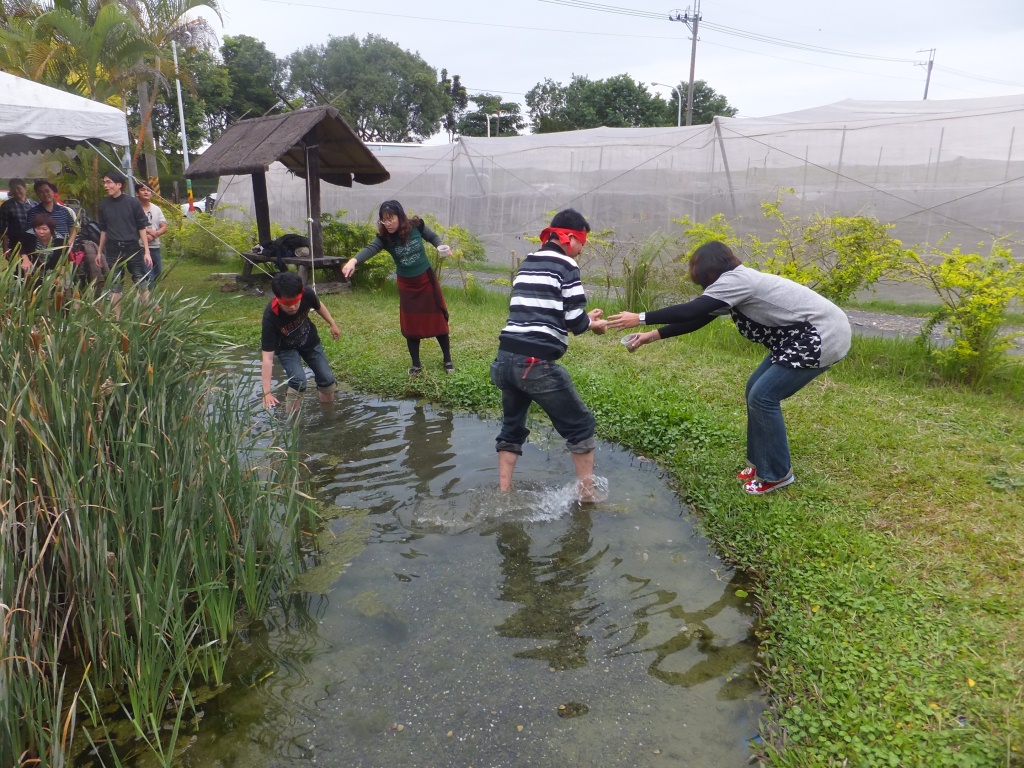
[{"xmin": 260, "ymin": 271, "xmax": 340, "ymax": 413}]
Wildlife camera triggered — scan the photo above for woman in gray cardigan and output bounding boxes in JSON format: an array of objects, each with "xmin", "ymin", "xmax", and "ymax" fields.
[{"xmin": 609, "ymin": 240, "xmax": 851, "ymax": 495}]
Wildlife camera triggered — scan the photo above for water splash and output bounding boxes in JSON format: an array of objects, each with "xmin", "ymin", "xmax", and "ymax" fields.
[{"xmin": 397, "ymin": 476, "xmax": 610, "ymax": 534}]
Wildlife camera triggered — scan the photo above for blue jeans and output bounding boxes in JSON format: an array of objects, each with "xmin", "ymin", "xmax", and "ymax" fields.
[
  {"xmin": 277, "ymin": 343, "xmax": 336, "ymax": 392},
  {"xmin": 490, "ymin": 350, "xmax": 596, "ymax": 454},
  {"xmin": 745, "ymin": 355, "xmax": 828, "ymax": 482},
  {"xmin": 149, "ymin": 247, "xmax": 162, "ymax": 283}
]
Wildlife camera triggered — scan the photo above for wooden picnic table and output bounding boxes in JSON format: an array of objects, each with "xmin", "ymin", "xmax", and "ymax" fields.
[{"xmin": 238, "ymin": 251, "xmax": 347, "ymax": 285}]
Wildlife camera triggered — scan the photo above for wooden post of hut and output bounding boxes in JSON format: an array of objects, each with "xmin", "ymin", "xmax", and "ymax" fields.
[
  {"xmin": 252, "ymin": 171, "xmax": 272, "ymax": 246},
  {"xmin": 304, "ymin": 128, "xmax": 324, "ymax": 260}
]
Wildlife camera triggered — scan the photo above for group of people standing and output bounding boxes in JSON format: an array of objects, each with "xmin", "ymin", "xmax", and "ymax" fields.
[
  {"xmin": 1, "ymin": 170, "xmax": 167, "ymax": 318},
  {"xmin": 0, "ymin": 177, "xmax": 78, "ymax": 271},
  {"xmin": 261, "ymin": 201, "xmax": 852, "ymax": 500}
]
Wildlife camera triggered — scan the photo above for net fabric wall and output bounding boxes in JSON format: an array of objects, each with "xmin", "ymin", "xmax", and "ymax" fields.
[{"xmin": 215, "ymin": 94, "xmax": 1024, "ymax": 261}]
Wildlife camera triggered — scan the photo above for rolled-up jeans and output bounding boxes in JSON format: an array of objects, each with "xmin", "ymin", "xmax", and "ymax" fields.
[
  {"xmin": 277, "ymin": 343, "xmax": 336, "ymax": 393},
  {"xmin": 489, "ymin": 350, "xmax": 596, "ymax": 455},
  {"xmin": 745, "ymin": 354, "xmax": 828, "ymax": 482}
]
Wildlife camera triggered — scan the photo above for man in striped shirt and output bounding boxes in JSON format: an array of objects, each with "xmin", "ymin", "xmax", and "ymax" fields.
[{"xmin": 490, "ymin": 208, "xmax": 608, "ymax": 501}]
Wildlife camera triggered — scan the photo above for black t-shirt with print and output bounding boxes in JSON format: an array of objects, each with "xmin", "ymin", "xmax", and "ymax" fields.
[{"xmin": 260, "ymin": 290, "xmax": 322, "ymax": 352}]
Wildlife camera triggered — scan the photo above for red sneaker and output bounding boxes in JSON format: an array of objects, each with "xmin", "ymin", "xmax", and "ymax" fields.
[
  {"xmin": 743, "ymin": 473, "xmax": 795, "ymax": 495},
  {"xmin": 737, "ymin": 466, "xmax": 757, "ymax": 481}
]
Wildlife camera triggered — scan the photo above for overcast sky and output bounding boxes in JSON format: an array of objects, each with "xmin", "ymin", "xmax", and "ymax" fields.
[{"xmin": 206, "ymin": 0, "xmax": 1024, "ymax": 133}]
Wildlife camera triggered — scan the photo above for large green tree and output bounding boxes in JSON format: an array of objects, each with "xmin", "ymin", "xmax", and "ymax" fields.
[
  {"xmin": 458, "ymin": 93, "xmax": 525, "ymax": 138},
  {"xmin": 526, "ymin": 74, "xmax": 667, "ymax": 133},
  {"xmin": 121, "ymin": 0, "xmax": 222, "ymax": 184},
  {"xmin": 526, "ymin": 73, "xmax": 736, "ymax": 133},
  {"xmin": 221, "ymin": 33, "xmax": 288, "ymax": 123},
  {"xmin": 662, "ymin": 79, "xmax": 738, "ymax": 125},
  {"xmin": 287, "ymin": 33, "xmax": 450, "ymax": 142},
  {"xmin": 3, "ymin": 0, "xmax": 154, "ymax": 103},
  {"xmin": 440, "ymin": 68, "xmax": 468, "ymax": 143},
  {"xmin": 149, "ymin": 45, "xmax": 231, "ymax": 157}
]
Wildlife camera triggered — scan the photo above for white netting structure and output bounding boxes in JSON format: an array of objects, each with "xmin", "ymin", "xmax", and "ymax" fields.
[{"xmin": 214, "ymin": 94, "xmax": 1024, "ymax": 261}]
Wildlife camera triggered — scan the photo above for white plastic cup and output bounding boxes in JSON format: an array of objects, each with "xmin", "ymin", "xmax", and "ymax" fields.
[{"xmin": 621, "ymin": 333, "xmax": 640, "ymax": 352}]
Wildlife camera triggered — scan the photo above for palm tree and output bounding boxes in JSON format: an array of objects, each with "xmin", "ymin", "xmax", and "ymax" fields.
[
  {"xmin": 35, "ymin": 0, "xmax": 155, "ymax": 103},
  {"xmin": 119, "ymin": 0, "xmax": 223, "ymax": 187}
]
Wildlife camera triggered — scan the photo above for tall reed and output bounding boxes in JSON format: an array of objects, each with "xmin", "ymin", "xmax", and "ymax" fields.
[{"xmin": 0, "ymin": 262, "xmax": 304, "ymax": 766}]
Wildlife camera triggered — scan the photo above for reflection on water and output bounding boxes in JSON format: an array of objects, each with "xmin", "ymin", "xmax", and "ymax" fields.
[{"xmin": 177, "ymin": 391, "xmax": 764, "ymax": 768}]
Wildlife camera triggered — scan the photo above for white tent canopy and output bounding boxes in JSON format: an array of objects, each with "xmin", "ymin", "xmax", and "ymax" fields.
[{"xmin": 0, "ymin": 70, "xmax": 129, "ymax": 157}]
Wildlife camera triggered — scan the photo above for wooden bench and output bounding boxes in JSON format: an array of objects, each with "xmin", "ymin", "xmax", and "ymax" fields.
[{"xmin": 238, "ymin": 251, "xmax": 347, "ymax": 285}]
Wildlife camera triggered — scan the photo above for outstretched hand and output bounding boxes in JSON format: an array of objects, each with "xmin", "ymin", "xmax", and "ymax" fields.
[
  {"xmin": 607, "ymin": 311, "xmax": 640, "ymax": 329},
  {"xmin": 588, "ymin": 308, "xmax": 607, "ymax": 335},
  {"xmin": 624, "ymin": 330, "xmax": 660, "ymax": 352}
]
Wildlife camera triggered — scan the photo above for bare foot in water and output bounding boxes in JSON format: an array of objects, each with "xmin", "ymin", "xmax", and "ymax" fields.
[{"xmin": 577, "ymin": 481, "xmax": 608, "ymax": 504}]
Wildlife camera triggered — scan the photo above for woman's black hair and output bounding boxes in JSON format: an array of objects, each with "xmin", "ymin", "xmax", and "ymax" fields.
[
  {"xmin": 377, "ymin": 199, "xmax": 421, "ymax": 244},
  {"xmin": 271, "ymin": 270, "xmax": 304, "ymax": 298},
  {"xmin": 688, "ymin": 240, "xmax": 742, "ymax": 289}
]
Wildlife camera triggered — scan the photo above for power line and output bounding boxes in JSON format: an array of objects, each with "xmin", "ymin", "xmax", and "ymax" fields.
[
  {"xmin": 254, "ymin": 0, "xmax": 684, "ymax": 40},
  {"xmin": 538, "ymin": 0, "xmax": 918, "ymax": 63},
  {"xmin": 934, "ymin": 65, "xmax": 1024, "ymax": 88},
  {"xmin": 536, "ymin": 0, "xmax": 666, "ymax": 20}
]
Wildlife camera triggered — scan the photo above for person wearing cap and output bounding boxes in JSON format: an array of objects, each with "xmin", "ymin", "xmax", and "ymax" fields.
[
  {"xmin": 1, "ymin": 178, "xmax": 36, "ymax": 259},
  {"xmin": 490, "ymin": 208, "xmax": 608, "ymax": 502},
  {"xmin": 260, "ymin": 270, "xmax": 341, "ymax": 414},
  {"xmin": 342, "ymin": 200, "xmax": 455, "ymax": 375},
  {"xmin": 27, "ymin": 179, "xmax": 77, "ymax": 243}
]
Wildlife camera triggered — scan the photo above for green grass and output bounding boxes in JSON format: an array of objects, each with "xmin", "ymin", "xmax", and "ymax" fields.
[{"xmin": 171, "ymin": 263, "xmax": 1024, "ymax": 766}]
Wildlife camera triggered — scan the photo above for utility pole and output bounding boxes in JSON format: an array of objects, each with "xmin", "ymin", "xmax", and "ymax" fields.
[
  {"xmin": 172, "ymin": 41, "xmax": 194, "ymax": 211},
  {"xmin": 918, "ymin": 48, "xmax": 936, "ymax": 100},
  {"xmin": 670, "ymin": 2, "xmax": 701, "ymax": 126}
]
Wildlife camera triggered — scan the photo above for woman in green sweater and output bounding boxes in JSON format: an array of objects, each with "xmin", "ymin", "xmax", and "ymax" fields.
[{"xmin": 343, "ymin": 200, "xmax": 454, "ymax": 375}]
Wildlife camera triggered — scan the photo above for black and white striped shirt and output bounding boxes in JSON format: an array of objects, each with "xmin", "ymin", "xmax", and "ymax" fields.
[{"xmin": 498, "ymin": 246, "xmax": 592, "ymax": 360}]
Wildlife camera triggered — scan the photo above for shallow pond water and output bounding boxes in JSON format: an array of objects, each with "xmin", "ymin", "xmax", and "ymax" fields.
[{"xmin": 178, "ymin": 390, "xmax": 765, "ymax": 767}]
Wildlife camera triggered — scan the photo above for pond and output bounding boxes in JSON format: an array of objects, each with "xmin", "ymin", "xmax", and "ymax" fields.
[{"xmin": 178, "ymin": 390, "xmax": 765, "ymax": 767}]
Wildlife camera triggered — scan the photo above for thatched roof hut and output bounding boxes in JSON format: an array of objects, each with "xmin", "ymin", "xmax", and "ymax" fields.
[{"xmin": 185, "ymin": 106, "xmax": 389, "ymax": 256}]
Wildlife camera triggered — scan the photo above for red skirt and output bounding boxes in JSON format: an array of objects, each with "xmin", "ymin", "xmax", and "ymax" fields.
[{"xmin": 398, "ymin": 268, "xmax": 449, "ymax": 339}]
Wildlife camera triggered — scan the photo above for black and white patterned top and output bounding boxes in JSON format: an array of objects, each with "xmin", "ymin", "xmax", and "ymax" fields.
[{"xmin": 703, "ymin": 265, "xmax": 851, "ymax": 368}]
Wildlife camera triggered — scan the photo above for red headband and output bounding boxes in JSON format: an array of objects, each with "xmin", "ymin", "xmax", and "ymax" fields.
[
  {"xmin": 540, "ymin": 227, "xmax": 588, "ymax": 249},
  {"xmin": 271, "ymin": 289, "xmax": 303, "ymax": 314}
]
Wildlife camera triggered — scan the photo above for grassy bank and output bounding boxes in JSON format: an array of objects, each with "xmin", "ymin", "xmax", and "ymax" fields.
[{"xmin": 168, "ymin": 263, "xmax": 1023, "ymax": 766}]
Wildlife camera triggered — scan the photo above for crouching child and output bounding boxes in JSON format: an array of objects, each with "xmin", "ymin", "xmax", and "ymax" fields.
[{"xmin": 261, "ymin": 271, "xmax": 341, "ymax": 413}]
